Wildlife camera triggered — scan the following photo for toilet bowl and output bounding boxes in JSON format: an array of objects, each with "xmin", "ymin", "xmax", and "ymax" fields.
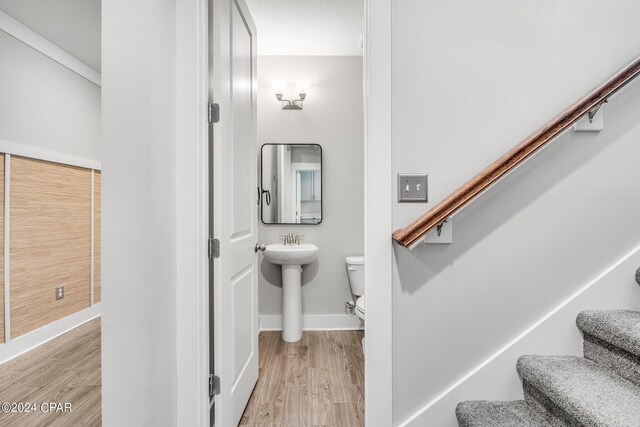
[
  {"xmin": 345, "ymin": 256, "xmax": 365, "ymax": 315},
  {"xmin": 355, "ymin": 295, "xmax": 365, "ymax": 320},
  {"xmin": 346, "ymin": 256, "xmax": 365, "ymax": 351}
]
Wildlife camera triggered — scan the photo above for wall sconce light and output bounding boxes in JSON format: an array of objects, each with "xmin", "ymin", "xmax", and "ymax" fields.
[{"xmin": 273, "ymin": 80, "xmax": 310, "ymax": 110}]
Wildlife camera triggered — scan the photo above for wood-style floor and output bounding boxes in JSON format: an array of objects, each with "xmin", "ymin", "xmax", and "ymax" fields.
[
  {"xmin": 240, "ymin": 330, "xmax": 365, "ymax": 427},
  {"xmin": 0, "ymin": 318, "xmax": 101, "ymax": 426}
]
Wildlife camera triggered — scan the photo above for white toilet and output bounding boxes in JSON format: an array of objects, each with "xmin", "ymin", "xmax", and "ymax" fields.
[{"xmin": 346, "ymin": 256, "xmax": 365, "ymax": 350}]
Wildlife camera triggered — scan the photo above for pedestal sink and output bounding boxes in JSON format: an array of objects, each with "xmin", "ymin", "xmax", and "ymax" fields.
[{"xmin": 262, "ymin": 243, "xmax": 319, "ymax": 342}]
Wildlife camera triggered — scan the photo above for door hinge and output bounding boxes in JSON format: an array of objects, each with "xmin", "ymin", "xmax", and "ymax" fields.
[
  {"xmin": 208, "ymin": 235, "xmax": 220, "ymax": 259},
  {"xmin": 208, "ymin": 102, "xmax": 220, "ymax": 124},
  {"xmin": 209, "ymin": 374, "xmax": 220, "ymax": 397}
]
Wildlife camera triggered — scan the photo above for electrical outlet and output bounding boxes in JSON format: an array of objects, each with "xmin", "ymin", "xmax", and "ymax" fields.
[
  {"xmin": 55, "ymin": 286, "xmax": 64, "ymax": 300},
  {"xmin": 398, "ymin": 174, "xmax": 428, "ymax": 202}
]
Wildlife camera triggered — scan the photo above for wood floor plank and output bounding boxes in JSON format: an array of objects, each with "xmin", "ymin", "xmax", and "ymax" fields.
[
  {"xmin": 281, "ymin": 385, "xmax": 304, "ymax": 426},
  {"xmin": 325, "ymin": 354, "xmax": 352, "ymax": 404},
  {"xmin": 338, "ymin": 330, "xmax": 364, "ymax": 349},
  {"xmin": 350, "ymin": 385, "xmax": 365, "ymax": 425},
  {"xmin": 333, "ymin": 402, "xmax": 360, "ymax": 427},
  {"xmin": 241, "ymin": 330, "xmax": 364, "ymax": 427},
  {"xmin": 302, "ymin": 368, "xmax": 335, "ymax": 426},
  {"xmin": 0, "ymin": 318, "xmax": 101, "ymax": 426},
  {"xmin": 286, "ymin": 345, "xmax": 309, "ymax": 386},
  {"xmin": 344, "ymin": 345, "xmax": 365, "ymax": 387}
]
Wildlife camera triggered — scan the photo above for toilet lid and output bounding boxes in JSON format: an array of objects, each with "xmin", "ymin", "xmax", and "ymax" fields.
[
  {"xmin": 356, "ymin": 296, "xmax": 365, "ymax": 314},
  {"xmin": 346, "ymin": 256, "xmax": 364, "ymax": 265}
]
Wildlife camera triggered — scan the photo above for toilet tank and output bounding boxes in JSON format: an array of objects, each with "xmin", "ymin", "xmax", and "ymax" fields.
[{"xmin": 345, "ymin": 256, "xmax": 365, "ymax": 297}]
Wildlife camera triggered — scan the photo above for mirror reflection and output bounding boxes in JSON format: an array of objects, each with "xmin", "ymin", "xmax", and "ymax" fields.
[{"xmin": 261, "ymin": 144, "xmax": 322, "ymax": 224}]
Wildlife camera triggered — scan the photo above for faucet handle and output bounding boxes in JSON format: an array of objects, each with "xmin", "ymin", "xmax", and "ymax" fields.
[
  {"xmin": 294, "ymin": 234, "xmax": 304, "ymax": 245},
  {"xmin": 279, "ymin": 234, "xmax": 290, "ymax": 245}
]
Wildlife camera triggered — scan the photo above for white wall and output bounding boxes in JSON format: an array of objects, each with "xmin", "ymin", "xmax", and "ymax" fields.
[
  {"xmin": 102, "ymin": 0, "xmax": 177, "ymax": 425},
  {"xmin": 257, "ymin": 55, "xmax": 364, "ymax": 321},
  {"xmin": 0, "ymin": 29, "xmax": 100, "ymax": 160},
  {"xmin": 390, "ymin": 1, "xmax": 640, "ymax": 425},
  {"xmin": 0, "ymin": 0, "xmax": 102, "ymax": 71}
]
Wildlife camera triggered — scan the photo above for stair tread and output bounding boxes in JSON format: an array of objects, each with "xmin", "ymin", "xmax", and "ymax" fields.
[
  {"xmin": 517, "ymin": 355, "xmax": 640, "ymax": 426},
  {"xmin": 577, "ymin": 310, "xmax": 640, "ymax": 356},
  {"xmin": 456, "ymin": 400, "xmax": 550, "ymax": 426}
]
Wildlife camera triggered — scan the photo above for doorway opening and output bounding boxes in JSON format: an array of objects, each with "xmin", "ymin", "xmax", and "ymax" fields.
[
  {"xmin": 0, "ymin": 0, "xmax": 102, "ymax": 424},
  {"xmin": 209, "ymin": 0, "xmax": 366, "ymax": 425}
]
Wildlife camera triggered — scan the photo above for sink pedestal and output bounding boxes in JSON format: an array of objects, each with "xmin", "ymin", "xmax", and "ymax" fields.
[
  {"xmin": 281, "ymin": 265, "xmax": 303, "ymax": 342},
  {"xmin": 260, "ymin": 243, "xmax": 318, "ymax": 343}
]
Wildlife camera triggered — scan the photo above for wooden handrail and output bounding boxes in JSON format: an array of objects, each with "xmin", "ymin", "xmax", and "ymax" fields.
[{"xmin": 393, "ymin": 55, "xmax": 640, "ymax": 248}]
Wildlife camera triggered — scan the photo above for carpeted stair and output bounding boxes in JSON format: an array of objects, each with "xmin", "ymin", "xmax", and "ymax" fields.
[
  {"xmin": 456, "ymin": 309, "xmax": 640, "ymax": 426},
  {"xmin": 577, "ymin": 310, "xmax": 640, "ymax": 386}
]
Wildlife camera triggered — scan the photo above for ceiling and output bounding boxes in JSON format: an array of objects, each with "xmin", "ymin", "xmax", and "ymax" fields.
[
  {"xmin": 0, "ymin": 0, "xmax": 101, "ymax": 71},
  {"xmin": 246, "ymin": 0, "xmax": 363, "ymax": 56}
]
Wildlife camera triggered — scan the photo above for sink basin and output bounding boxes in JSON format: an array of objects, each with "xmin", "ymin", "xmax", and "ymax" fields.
[{"xmin": 262, "ymin": 243, "xmax": 319, "ymax": 266}]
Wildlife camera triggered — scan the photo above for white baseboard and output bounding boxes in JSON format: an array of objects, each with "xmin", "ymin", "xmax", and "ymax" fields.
[
  {"xmin": 400, "ymin": 244, "xmax": 640, "ymax": 427},
  {"xmin": 0, "ymin": 304, "xmax": 101, "ymax": 365},
  {"xmin": 259, "ymin": 314, "xmax": 364, "ymax": 331}
]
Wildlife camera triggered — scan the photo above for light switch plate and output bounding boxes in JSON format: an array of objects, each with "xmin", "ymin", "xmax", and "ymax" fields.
[{"xmin": 398, "ymin": 174, "xmax": 428, "ymax": 202}]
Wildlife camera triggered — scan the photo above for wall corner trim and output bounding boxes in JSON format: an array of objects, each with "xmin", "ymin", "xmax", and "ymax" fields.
[
  {"xmin": 397, "ymin": 243, "xmax": 640, "ymax": 427},
  {"xmin": 0, "ymin": 10, "xmax": 101, "ymax": 87},
  {"xmin": 364, "ymin": 0, "xmax": 394, "ymax": 425}
]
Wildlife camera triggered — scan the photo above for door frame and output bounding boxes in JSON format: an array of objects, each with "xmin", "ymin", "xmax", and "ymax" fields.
[
  {"xmin": 175, "ymin": 0, "xmax": 395, "ymax": 425},
  {"xmin": 364, "ymin": 0, "xmax": 394, "ymax": 426},
  {"xmin": 175, "ymin": 0, "xmax": 211, "ymax": 426}
]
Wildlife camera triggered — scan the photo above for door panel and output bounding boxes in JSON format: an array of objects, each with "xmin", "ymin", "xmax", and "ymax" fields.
[
  {"xmin": 211, "ymin": 0, "xmax": 258, "ymax": 425},
  {"xmin": 232, "ymin": 269, "xmax": 253, "ymax": 382},
  {"xmin": 231, "ymin": 3, "xmax": 253, "ymax": 240}
]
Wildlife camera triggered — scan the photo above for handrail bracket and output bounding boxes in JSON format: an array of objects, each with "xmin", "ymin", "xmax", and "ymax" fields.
[
  {"xmin": 436, "ymin": 219, "xmax": 448, "ymax": 237},
  {"xmin": 588, "ymin": 99, "xmax": 608, "ymax": 123}
]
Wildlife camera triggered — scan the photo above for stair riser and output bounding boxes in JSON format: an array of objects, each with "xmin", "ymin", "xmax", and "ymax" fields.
[
  {"xmin": 455, "ymin": 401, "xmax": 551, "ymax": 427},
  {"xmin": 522, "ymin": 381, "xmax": 581, "ymax": 427},
  {"xmin": 584, "ymin": 334, "xmax": 640, "ymax": 387}
]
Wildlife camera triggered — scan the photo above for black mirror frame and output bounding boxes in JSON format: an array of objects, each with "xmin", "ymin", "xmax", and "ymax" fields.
[{"xmin": 260, "ymin": 143, "xmax": 323, "ymax": 226}]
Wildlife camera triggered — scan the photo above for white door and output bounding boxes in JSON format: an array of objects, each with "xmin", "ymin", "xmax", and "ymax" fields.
[{"xmin": 210, "ymin": 0, "xmax": 258, "ymax": 425}]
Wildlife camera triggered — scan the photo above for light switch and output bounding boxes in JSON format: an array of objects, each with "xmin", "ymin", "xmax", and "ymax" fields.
[{"xmin": 398, "ymin": 174, "xmax": 428, "ymax": 202}]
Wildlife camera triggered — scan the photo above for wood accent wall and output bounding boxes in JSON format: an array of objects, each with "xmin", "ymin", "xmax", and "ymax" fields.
[
  {"xmin": 0, "ymin": 155, "xmax": 4, "ymax": 344},
  {"xmin": 10, "ymin": 157, "xmax": 92, "ymax": 338},
  {"xmin": 94, "ymin": 171, "xmax": 101, "ymax": 303}
]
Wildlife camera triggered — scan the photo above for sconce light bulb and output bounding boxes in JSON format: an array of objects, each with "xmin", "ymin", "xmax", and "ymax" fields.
[
  {"xmin": 296, "ymin": 79, "xmax": 310, "ymax": 95},
  {"xmin": 273, "ymin": 80, "xmax": 286, "ymax": 96}
]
